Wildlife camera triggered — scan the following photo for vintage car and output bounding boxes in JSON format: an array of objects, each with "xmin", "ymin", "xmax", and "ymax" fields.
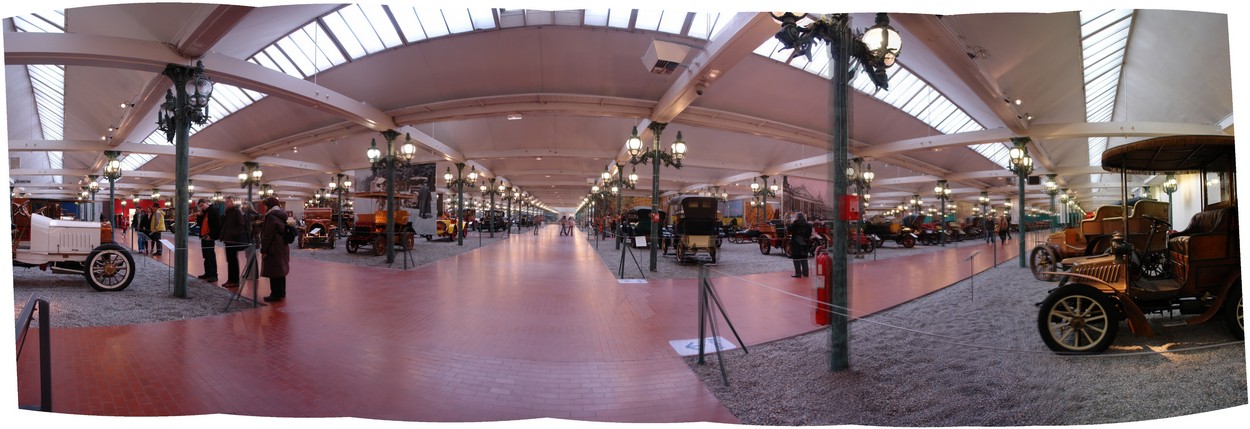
[
  {"xmin": 11, "ymin": 199, "xmax": 134, "ymax": 291},
  {"xmin": 623, "ymin": 206, "xmax": 668, "ymax": 249},
  {"xmin": 1036, "ymin": 135, "xmax": 1241, "ymax": 354},
  {"xmin": 666, "ymin": 195, "xmax": 721, "ymax": 263},
  {"xmin": 297, "ymin": 207, "xmax": 336, "ymax": 249},
  {"xmin": 1029, "ymin": 199, "xmax": 1170, "ymax": 281},
  {"xmin": 863, "ymin": 214, "xmax": 918, "ymax": 248},
  {"xmin": 345, "ymin": 192, "xmax": 416, "ymax": 255}
]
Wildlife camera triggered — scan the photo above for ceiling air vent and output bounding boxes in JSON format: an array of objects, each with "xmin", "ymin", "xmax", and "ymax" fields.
[{"xmin": 643, "ymin": 40, "xmax": 691, "ymax": 75}]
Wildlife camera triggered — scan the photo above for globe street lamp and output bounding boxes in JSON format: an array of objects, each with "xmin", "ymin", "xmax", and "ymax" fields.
[
  {"xmin": 84, "ymin": 175, "xmax": 100, "ymax": 223},
  {"xmin": 603, "ymin": 164, "xmax": 638, "ymax": 249},
  {"xmin": 626, "ymin": 122, "xmax": 687, "ymax": 272},
  {"xmin": 1007, "ymin": 137, "xmax": 1034, "ymax": 267},
  {"xmin": 751, "ymin": 175, "xmax": 779, "ymax": 224},
  {"xmin": 366, "ymin": 131, "xmax": 417, "ymax": 263},
  {"xmin": 328, "ymin": 173, "xmax": 352, "ymax": 240},
  {"xmin": 1163, "ymin": 173, "xmax": 1178, "ymax": 224},
  {"xmin": 934, "ymin": 179, "xmax": 951, "ymax": 247},
  {"xmin": 444, "ymin": 163, "xmax": 478, "ymax": 246},
  {"xmin": 480, "ymin": 177, "xmax": 503, "ymax": 238},
  {"xmin": 1044, "ymin": 174, "xmax": 1060, "ymax": 232},
  {"xmin": 848, "ymin": 158, "xmax": 874, "ymax": 254}
]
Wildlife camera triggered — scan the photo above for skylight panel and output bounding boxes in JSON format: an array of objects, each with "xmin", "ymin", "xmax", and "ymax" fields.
[
  {"xmin": 584, "ymin": 9, "xmax": 610, "ymax": 26},
  {"xmin": 12, "ymin": 10, "xmax": 64, "ymax": 33},
  {"xmin": 970, "ymin": 143, "xmax": 1012, "ymax": 169},
  {"xmin": 525, "ymin": 10, "xmax": 554, "ymax": 26},
  {"xmin": 687, "ymin": 13, "xmax": 718, "ymax": 39},
  {"xmin": 634, "ymin": 10, "xmax": 663, "ymax": 31},
  {"xmin": 28, "ymin": 64, "xmax": 64, "ymax": 141},
  {"xmin": 498, "ymin": 9, "xmax": 525, "ymax": 28},
  {"xmin": 336, "ymin": 5, "xmax": 388, "ymax": 54},
  {"xmin": 1081, "ymin": 10, "xmax": 1134, "ymax": 183},
  {"xmin": 444, "ymin": 9, "xmax": 477, "ymax": 33},
  {"xmin": 753, "ymin": 38, "xmax": 782, "ymax": 57},
  {"xmin": 118, "ymin": 154, "xmax": 154, "ymax": 171},
  {"xmin": 362, "ymin": 5, "xmax": 404, "ymax": 49},
  {"xmin": 554, "ymin": 10, "xmax": 582, "ymax": 26},
  {"xmin": 275, "ymin": 38, "xmax": 318, "ymax": 77},
  {"xmin": 468, "ymin": 8, "xmax": 495, "ymax": 30},
  {"xmin": 261, "ymin": 45, "xmax": 304, "ymax": 78},
  {"xmin": 657, "ymin": 11, "xmax": 688, "ymax": 34},
  {"xmin": 606, "ymin": 9, "xmax": 632, "ymax": 28},
  {"xmin": 417, "ymin": 9, "xmax": 452, "ymax": 38},
  {"xmin": 391, "ymin": 7, "xmax": 427, "ymax": 42},
  {"xmin": 321, "ymin": 12, "xmax": 369, "ymax": 58}
]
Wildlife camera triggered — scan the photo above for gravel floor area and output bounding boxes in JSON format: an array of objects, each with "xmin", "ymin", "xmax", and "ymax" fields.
[
  {"xmin": 682, "ymin": 263, "xmax": 1248, "ymax": 426},
  {"xmin": 11, "ymin": 251, "xmax": 244, "ymax": 328}
]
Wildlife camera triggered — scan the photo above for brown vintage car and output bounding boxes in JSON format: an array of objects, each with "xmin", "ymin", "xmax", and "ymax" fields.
[
  {"xmin": 297, "ymin": 207, "xmax": 336, "ymax": 249},
  {"xmin": 1029, "ymin": 199, "xmax": 1171, "ymax": 281},
  {"xmin": 1036, "ymin": 135, "xmax": 1241, "ymax": 354}
]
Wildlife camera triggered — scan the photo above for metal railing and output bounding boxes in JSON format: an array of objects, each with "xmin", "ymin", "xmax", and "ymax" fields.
[{"xmin": 15, "ymin": 294, "xmax": 52, "ymax": 412}]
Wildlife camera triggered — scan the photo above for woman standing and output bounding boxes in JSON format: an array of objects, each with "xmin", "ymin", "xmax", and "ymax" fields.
[
  {"xmin": 258, "ymin": 197, "xmax": 290, "ymax": 302},
  {"xmin": 788, "ymin": 212, "xmax": 814, "ymax": 278}
]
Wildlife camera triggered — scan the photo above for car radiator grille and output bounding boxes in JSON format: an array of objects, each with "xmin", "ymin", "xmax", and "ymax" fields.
[{"xmin": 1072, "ymin": 262, "xmax": 1120, "ymax": 285}]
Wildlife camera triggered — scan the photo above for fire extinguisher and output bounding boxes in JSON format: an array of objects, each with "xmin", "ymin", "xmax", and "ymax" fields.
[{"xmin": 814, "ymin": 249, "xmax": 833, "ymax": 326}]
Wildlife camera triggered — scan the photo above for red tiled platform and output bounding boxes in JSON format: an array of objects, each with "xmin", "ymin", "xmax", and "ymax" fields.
[{"xmin": 16, "ymin": 226, "xmax": 1032, "ymax": 422}]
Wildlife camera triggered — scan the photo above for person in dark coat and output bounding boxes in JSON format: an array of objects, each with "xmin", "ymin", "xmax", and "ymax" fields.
[
  {"xmin": 195, "ymin": 198, "xmax": 223, "ymax": 282},
  {"xmin": 219, "ymin": 196, "xmax": 247, "ymax": 288},
  {"xmin": 259, "ymin": 196, "xmax": 290, "ymax": 302},
  {"xmin": 787, "ymin": 212, "xmax": 814, "ymax": 278},
  {"xmin": 133, "ymin": 207, "xmax": 149, "ymax": 254}
]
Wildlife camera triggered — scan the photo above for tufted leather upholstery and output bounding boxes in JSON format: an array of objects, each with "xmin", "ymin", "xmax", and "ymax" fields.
[{"xmin": 1168, "ymin": 208, "xmax": 1234, "ymax": 255}]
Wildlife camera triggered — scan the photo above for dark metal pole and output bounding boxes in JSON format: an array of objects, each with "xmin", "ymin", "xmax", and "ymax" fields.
[
  {"xmin": 163, "ymin": 64, "xmax": 193, "ymax": 299},
  {"xmin": 107, "ymin": 178, "xmax": 116, "ymax": 241},
  {"xmin": 1049, "ymin": 194, "xmax": 1057, "ymax": 233},
  {"xmin": 456, "ymin": 163, "xmax": 465, "ymax": 246},
  {"xmin": 939, "ymin": 196, "xmax": 946, "ymax": 247},
  {"xmin": 648, "ymin": 122, "xmax": 666, "ymax": 272},
  {"xmin": 829, "ymin": 15, "xmax": 851, "ymax": 372},
  {"xmin": 384, "ymin": 131, "xmax": 398, "ymax": 264},
  {"xmin": 1017, "ymin": 175, "xmax": 1026, "ymax": 267}
]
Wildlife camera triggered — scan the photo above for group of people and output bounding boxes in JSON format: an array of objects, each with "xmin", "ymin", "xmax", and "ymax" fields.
[
  {"xmin": 130, "ymin": 205, "xmax": 167, "ymax": 257},
  {"xmin": 984, "ymin": 213, "xmax": 1013, "ymax": 244},
  {"xmin": 558, "ymin": 216, "xmax": 575, "ymax": 236},
  {"xmin": 134, "ymin": 196, "xmax": 291, "ymax": 302}
]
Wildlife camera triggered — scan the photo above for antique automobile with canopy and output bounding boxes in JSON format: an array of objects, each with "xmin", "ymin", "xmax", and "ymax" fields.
[
  {"xmin": 665, "ymin": 195, "xmax": 722, "ymax": 263},
  {"xmin": 1029, "ymin": 197, "xmax": 1170, "ymax": 281},
  {"xmin": 1036, "ymin": 135, "xmax": 1241, "ymax": 354},
  {"xmin": 11, "ymin": 198, "xmax": 134, "ymax": 291}
]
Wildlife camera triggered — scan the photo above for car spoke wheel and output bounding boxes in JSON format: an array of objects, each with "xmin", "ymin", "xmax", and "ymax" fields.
[
  {"xmin": 901, "ymin": 235, "xmax": 916, "ymax": 248},
  {"xmin": 759, "ymin": 238, "xmax": 771, "ymax": 255},
  {"xmin": 85, "ymin": 243, "xmax": 135, "ymax": 291},
  {"xmin": 1030, "ymin": 246, "xmax": 1058, "ymax": 281},
  {"xmin": 346, "ymin": 240, "xmax": 359, "ymax": 253},
  {"xmin": 1038, "ymin": 286, "xmax": 1119, "ymax": 354}
]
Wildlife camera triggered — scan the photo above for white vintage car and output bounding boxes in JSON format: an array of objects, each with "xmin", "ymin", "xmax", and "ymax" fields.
[{"xmin": 12, "ymin": 204, "xmax": 136, "ymax": 291}]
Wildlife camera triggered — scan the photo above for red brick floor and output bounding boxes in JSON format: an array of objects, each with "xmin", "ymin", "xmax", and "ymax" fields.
[{"xmin": 15, "ymin": 226, "xmax": 1034, "ymax": 422}]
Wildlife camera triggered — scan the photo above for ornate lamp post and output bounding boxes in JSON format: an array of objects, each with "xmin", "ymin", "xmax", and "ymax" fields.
[
  {"xmin": 238, "ymin": 161, "xmax": 263, "ymax": 246},
  {"xmin": 444, "ymin": 163, "xmax": 478, "ymax": 246},
  {"xmin": 625, "ymin": 122, "xmax": 687, "ymax": 272},
  {"xmin": 367, "ymin": 131, "xmax": 417, "ymax": 262},
  {"xmin": 934, "ymin": 179, "xmax": 951, "ymax": 247},
  {"xmin": 1007, "ymin": 137, "xmax": 1034, "ymax": 267},
  {"xmin": 773, "ymin": 11, "xmax": 901, "ymax": 372},
  {"xmin": 479, "ymin": 177, "xmax": 503, "ymax": 238},
  {"xmin": 848, "ymin": 158, "xmax": 874, "ymax": 254},
  {"xmin": 1163, "ymin": 173, "xmax": 1178, "ymax": 224},
  {"xmin": 1058, "ymin": 191, "xmax": 1070, "ymax": 229},
  {"xmin": 328, "ymin": 173, "xmax": 352, "ymax": 238},
  {"xmin": 751, "ymin": 175, "xmax": 779, "ymax": 224},
  {"xmin": 1044, "ymin": 174, "xmax": 1060, "ymax": 232},
  {"xmin": 603, "ymin": 164, "xmax": 638, "ymax": 249},
  {"xmin": 155, "ymin": 60, "xmax": 213, "ymax": 299},
  {"xmin": 978, "ymin": 190, "xmax": 991, "ymax": 237},
  {"xmin": 84, "ymin": 175, "xmax": 100, "ymax": 223}
]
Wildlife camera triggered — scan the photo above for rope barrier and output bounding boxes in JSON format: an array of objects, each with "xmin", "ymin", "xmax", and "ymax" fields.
[{"xmin": 702, "ymin": 267, "xmax": 1245, "ymax": 358}]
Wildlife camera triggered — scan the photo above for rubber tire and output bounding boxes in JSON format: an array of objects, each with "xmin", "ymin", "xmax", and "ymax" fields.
[
  {"xmin": 676, "ymin": 243, "xmax": 687, "ymax": 262},
  {"xmin": 346, "ymin": 239, "xmax": 359, "ymax": 253},
  {"xmin": 1224, "ymin": 286, "xmax": 1244, "ymax": 340},
  {"xmin": 1085, "ymin": 235, "xmax": 1112, "ymax": 256},
  {"xmin": 901, "ymin": 235, "xmax": 916, "ymax": 248},
  {"xmin": 1030, "ymin": 246, "xmax": 1058, "ymax": 282},
  {"xmin": 1037, "ymin": 284, "xmax": 1120, "ymax": 354},
  {"xmin": 373, "ymin": 237, "xmax": 387, "ymax": 256},
  {"xmin": 862, "ymin": 238, "xmax": 875, "ymax": 254},
  {"xmin": 759, "ymin": 238, "xmax": 771, "ymax": 255},
  {"xmin": 84, "ymin": 243, "xmax": 136, "ymax": 292}
]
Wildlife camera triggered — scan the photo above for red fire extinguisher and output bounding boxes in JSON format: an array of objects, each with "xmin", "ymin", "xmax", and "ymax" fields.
[{"xmin": 814, "ymin": 250, "xmax": 833, "ymax": 326}]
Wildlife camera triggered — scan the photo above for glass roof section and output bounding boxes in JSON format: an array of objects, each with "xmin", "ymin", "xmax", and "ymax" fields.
[
  {"xmin": 250, "ymin": 8, "xmax": 729, "ymax": 79},
  {"xmin": 1080, "ymin": 10, "xmax": 1134, "ymax": 183},
  {"xmin": 755, "ymin": 24, "xmax": 1010, "ymax": 170},
  {"xmin": 12, "ymin": 10, "xmax": 66, "ymax": 182}
]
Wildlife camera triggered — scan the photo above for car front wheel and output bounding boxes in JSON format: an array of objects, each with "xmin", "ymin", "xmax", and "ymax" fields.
[
  {"xmin": 85, "ymin": 243, "xmax": 136, "ymax": 291},
  {"xmin": 1038, "ymin": 285, "xmax": 1120, "ymax": 354}
]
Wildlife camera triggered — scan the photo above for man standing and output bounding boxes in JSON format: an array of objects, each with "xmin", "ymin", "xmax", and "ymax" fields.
[
  {"xmin": 149, "ymin": 206, "xmax": 166, "ymax": 256},
  {"xmin": 195, "ymin": 198, "xmax": 223, "ymax": 282},
  {"xmin": 133, "ymin": 206, "xmax": 149, "ymax": 254},
  {"xmin": 259, "ymin": 196, "xmax": 290, "ymax": 302},
  {"xmin": 219, "ymin": 196, "xmax": 247, "ymax": 288}
]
